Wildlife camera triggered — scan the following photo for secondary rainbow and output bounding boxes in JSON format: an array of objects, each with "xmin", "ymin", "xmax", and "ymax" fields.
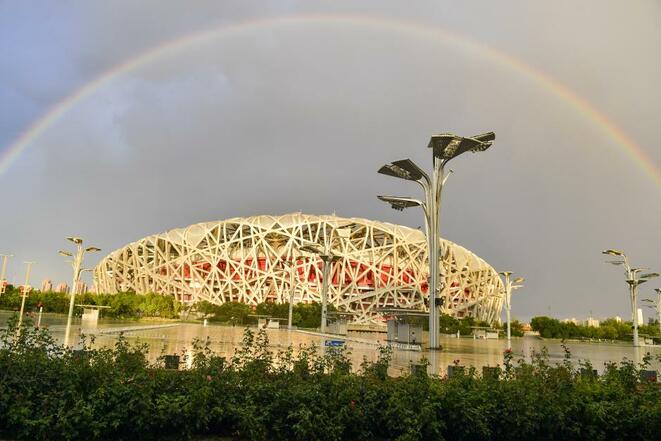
[{"xmin": 2, "ymin": 14, "xmax": 659, "ymax": 187}]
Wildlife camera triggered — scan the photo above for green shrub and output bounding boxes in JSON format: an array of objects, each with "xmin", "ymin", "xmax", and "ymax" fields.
[{"xmin": 1, "ymin": 315, "xmax": 660, "ymax": 440}]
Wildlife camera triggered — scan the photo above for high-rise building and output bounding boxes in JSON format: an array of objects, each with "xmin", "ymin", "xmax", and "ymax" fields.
[
  {"xmin": 75, "ymin": 281, "xmax": 88, "ymax": 294},
  {"xmin": 585, "ymin": 317, "xmax": 600, "ymax": 328},
  {"xmin": 54, "ymin": 282, "xmax": 69, "ymax": 294},
  {"xmin": 41, "ymin": 279, "xmax": 53, "ymax": 292}
]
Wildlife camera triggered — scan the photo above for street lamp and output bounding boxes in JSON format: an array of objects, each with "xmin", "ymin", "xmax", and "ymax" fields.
[
  {"xmin": 17, "ymin": 261, "xmax": 35, "ymax": 333},
  {"xmin": 377, "ymin": 132, "xmax": 495, "ymax": 349},
  {"xmin": 280, "ymin": 259, "xmax": 300, "ymax": 330},
  {"xmin": 642, "ymin": 288, "xmax": 661, "ymax": 335},
  {"xmin": 61, "ymin": 237, "xmax": 100, "ymax": 346},
  {"xmin": 0, "ymin": 253, "xmax": 13, "ymax": 295},
  {"xmin": 498, "ymin": 271, "xmax": 524, "ymax": 350},
  {"xmin": 299, "ymin": 243, "xmax": 341, "ymax": 334},
  {"xmin": 602, "ymin": 249, "xmax": 657, "ymax": 346}
]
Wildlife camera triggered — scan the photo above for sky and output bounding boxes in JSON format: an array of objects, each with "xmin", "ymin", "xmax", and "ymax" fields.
[{"xmin": 1, "ymin": 0, "xmax": 659, "ymax": 322}]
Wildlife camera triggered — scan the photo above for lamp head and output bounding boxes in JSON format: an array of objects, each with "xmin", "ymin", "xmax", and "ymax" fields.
[
  {"xmin": 499, "ymin": 271, "xmax": 512, "ymax": 277},
  {"xmin": 58, "ymin": 250, "xmax": 73, "ymax": 257},
  {"xmin": 513, "ymin": 277, "xmax": 525, "ymax": 284},
  {"xmin": 602, "ymin": 249, "xmax": 624, "ymax": 256},
  {"xmin": 377, "ymin": 195, "xmax": 423, "ymax": 211},
  {"xmin": 428, "ymin": 133, "xmax": 493, "ymax": 160},
  {"xmin": 378, "ymin": 159, "xmax": 425, "ymax": 182},
  {"xmin": 640, "ymin": 272, "xmax": 659, "ymax": 279},
  {"xmin": 627, "ymin": 278, "xmax": 647, "ymax": 286},
  {"xmin": 67, "ymin": 237, "xmax": 83, "ymax": 244},
  {"xmin": 85, "ymin": 246, "xmax": 101, "ymax": 253}
]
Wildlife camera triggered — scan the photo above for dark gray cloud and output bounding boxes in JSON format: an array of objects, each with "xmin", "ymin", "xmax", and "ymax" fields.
[{"xmin": 1, "ymin": 0, "xmax": 659, "ymax": 322}]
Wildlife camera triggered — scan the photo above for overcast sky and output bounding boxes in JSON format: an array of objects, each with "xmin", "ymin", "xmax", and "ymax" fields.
[{"xmin": 1, "ymin": 0, "xmax": 659, "ymax": 322}]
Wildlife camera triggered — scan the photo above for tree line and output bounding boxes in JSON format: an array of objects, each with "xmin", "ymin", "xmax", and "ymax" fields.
[
  {"xmin": 0, "ymin": 286, "xmax": 181, "ymax": 319},
  {"xmin": 530, "ymin": 315, "xmax": 660, "ymax": 340},
  {"xmin": 194, "ymin": 300, "xmax": 335, "ymax": 328}
]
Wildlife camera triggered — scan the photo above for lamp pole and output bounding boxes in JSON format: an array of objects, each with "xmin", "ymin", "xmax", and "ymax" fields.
[
  {"xmin": 60, "ymin": 237, "xmax": 100, "ymax": 347},
  {"xmin": 281, "ymin": 259, "xmax": 298, "ymax": 330},
  {"xmin": 300, "ymin": 244, "xmax": 341, "ymax": 334},
  {"xmin": 642, "ymin": 288, "xmax": 661, "ymax": 335},
  {"xmin": 603, "ymin": 249, "xmax": 658, "ymax": 347},
  {"xmin": 17, "ymin": 261, "xmax": 35, "ymax": 332},
  {"xmin": 654, "ymin": 288, "xmax": 660, "ymax": 335},
  {"xmin": 0, "ymin": 254, "xmax": 12, "ymax": 295},
  {"xmin": 377, "ymin": 132, "xmax": 495, "ymax": 349},
  {"xmin": 498, "ymin": 271, "xmax": 524, "ymax": 350},
  {"xmin": 299, "ymin": 227, "xmax": 347, "ymax": 334}
]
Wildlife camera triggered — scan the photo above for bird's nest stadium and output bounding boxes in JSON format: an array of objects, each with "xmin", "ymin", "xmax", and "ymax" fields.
[{"xmin": 93, "ymin": 213, "xmax": 504, "ymax": 324}]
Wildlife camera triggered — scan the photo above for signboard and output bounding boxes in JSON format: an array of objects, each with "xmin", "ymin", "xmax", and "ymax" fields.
[
  {"xmin": 388, "ymin": 342, "xmax": 422, "ymax": 351},
  {"xmin": 324, "ymin": 340, "xmax": 345, "ymax": 347}
]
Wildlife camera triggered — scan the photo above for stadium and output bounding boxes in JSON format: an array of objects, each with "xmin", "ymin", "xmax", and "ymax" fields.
[{"xmin": 93, "ymin": 213, "xmax": 504, "ymax": 324}]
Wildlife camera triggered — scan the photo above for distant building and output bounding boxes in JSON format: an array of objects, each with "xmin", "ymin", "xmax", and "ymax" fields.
[
  {"xmin": 585, "ymin": 317, "xmax": 600, "ymax": 328},
  {"xmin": 41, "ymin": 279, "xmax": 53, "ymax": 292},
  {"xmin": 562, "ymin": 317, "xmax": 580, "ymax": 325},
  {"xmin": 637, "ymin": 308, "xmax": 644, "ymax": 326},
  {"xmin": 613, "ymin": 316, "xmax": 622, "ymax": 323},
  {"xmin": 54, "ymin": 282, "xmax": 69, "ymax": 294},
  {"xmin": 75, "ymin": 281, "xmax": 88, "ymax": 294}
]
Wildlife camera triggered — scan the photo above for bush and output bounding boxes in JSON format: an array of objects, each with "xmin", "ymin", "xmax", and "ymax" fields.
[{"xmin": 1, "ymin": 315, "xmax": 660, "ymax": 440}]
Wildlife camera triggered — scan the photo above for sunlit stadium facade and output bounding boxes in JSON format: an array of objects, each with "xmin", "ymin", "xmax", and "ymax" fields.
[{"xmin": 94, "ymin": 213, "xmax": 504, "ymax": 324}]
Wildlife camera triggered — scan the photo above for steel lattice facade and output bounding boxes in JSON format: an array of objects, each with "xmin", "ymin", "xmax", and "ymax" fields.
[{"xmin": 94, "ymin": 213, "xmax": 504, "ymax": 324}]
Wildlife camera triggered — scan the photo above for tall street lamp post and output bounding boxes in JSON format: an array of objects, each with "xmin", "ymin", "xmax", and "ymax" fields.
[
  {"xmin": 603, "ymin": 249, "xmax": 658, "ymax": 346},
  {"xmin": 642, "ymin": 288, "xmax": 661, "ymax": 335},
  {"xmin": 17, "ymin": 261, "xmax": 35, "ymax": 332},
  {"xmin": 377, "ymin": 132, "xmax": 495, "ymax": 349},
  {"xmin": 498, "ymin": 271, "xmax": 524, "ymax": 350},
  {"xmin": 300, "ymin": 243, "xmax": 341, "ymax": 334},
  {"xmin": 0, "ymin": 253, "xmax": 13, "ymax": 295},
  {"xmin": 60, "ymin": 237, "xmax": 100, "ymax": 347},
  {"xmin": 280, "ymin": 259, "xmax": 299, "ymax": 330}
]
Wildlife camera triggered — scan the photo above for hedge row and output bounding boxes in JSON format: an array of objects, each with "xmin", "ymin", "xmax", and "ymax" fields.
[{"xmin": 1, "ymin": 315, "xmax": 660, "ymax": 440}]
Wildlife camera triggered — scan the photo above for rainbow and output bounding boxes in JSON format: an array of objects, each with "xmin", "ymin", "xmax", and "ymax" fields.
[{"xmin": 2, "ymin": 14, "xmax": 659, "ymax": 188}]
